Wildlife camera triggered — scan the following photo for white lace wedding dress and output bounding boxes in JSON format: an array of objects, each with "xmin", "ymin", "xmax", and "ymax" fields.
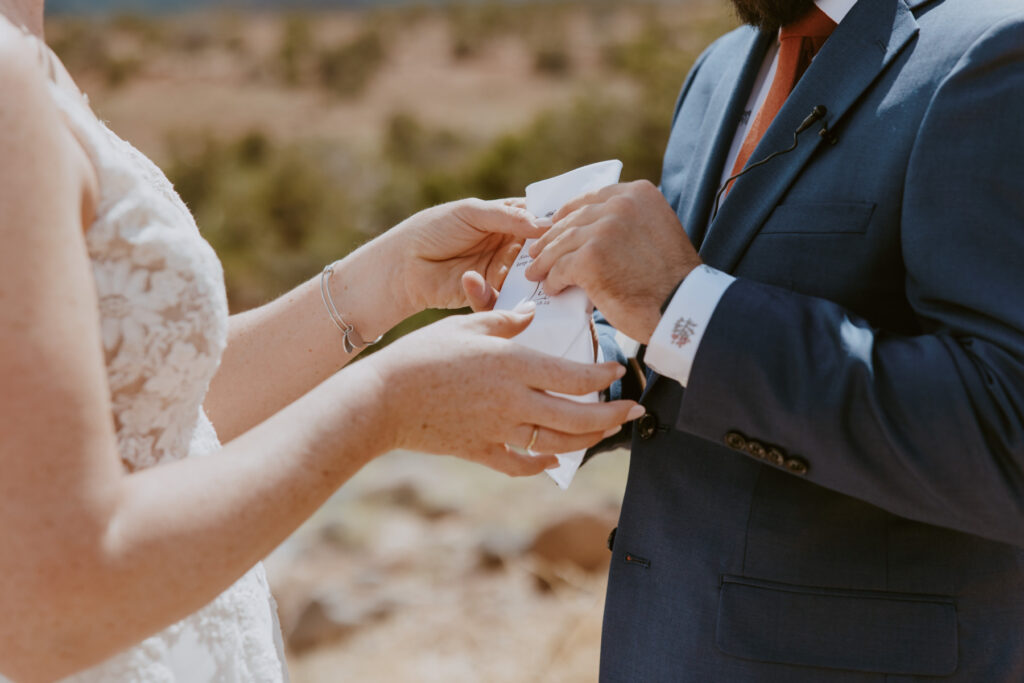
[{"xmin": 0, "ymin": 39, "xmax": 290, "ymax": 683}]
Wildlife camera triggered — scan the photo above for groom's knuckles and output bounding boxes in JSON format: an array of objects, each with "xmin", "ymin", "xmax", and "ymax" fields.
[
  {"xmin": 532, "ymin": 208, "xmax": 589, "ymax": 257},
  {"xmin": 527, "ymin": 219, "xmax": 566, "ymax": 259},
  {"xmin": 540, "ymin": 225, "xmax": 585, "ymax": 270},
  {"xmin": 552, "ymin": 184, "xmax": 619, "ymax": 223},
  {"xmin": 544, "ymin": 253, "xmax": 578, "ymax": 295}
]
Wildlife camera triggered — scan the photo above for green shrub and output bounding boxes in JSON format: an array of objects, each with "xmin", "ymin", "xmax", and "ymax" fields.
[
  {"xmin": 166, "ymin": 131, "xmax": 365, "ymax": 311},
  {"xmin": 533, "ymin": 43, "xmax": 572, "ymax": 77},
  {"xmin": 445, "ymin": 1, "xmax": 511, "ymax": 60},
  {"xmin": 317, "ymin": 29, "xmax": 386, "ymax": 98},
  {"xmin": 278, "ymin": 13, "xmax": 314, "ymax": 86}
]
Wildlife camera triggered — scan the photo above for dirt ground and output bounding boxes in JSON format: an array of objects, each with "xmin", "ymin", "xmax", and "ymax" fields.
[{"xmin": 265, "ymin": 449, "xmax": 631, "ymax": 682}]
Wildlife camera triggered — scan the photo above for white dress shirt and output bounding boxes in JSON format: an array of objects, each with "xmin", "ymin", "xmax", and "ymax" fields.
[{"xmin": 645, "ymin": 0, "xmax": 858, "ymax": 387}]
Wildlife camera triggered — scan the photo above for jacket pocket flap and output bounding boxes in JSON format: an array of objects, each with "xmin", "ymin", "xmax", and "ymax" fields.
[
  {"xmin": 716, "ymin": 576, "xmax": 957, "ymax": 676},
  {"xmin": 760, "ymin": 201, "xmax": 876, "ymax": 234}
]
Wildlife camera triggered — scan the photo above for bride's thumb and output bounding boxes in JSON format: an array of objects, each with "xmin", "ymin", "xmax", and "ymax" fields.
[
  {"xmin": 462, "ymin": 270, "xmax": 498, "ymax": 312},
  {"xmin": 472, "ymin": 301, "xmax": 535, "ymax": 339}
]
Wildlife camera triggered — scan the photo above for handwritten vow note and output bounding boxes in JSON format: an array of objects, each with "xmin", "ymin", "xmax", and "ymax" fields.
[{"xmin": 495, "ymin": 160, "xmax": 623, "ymax": 489}]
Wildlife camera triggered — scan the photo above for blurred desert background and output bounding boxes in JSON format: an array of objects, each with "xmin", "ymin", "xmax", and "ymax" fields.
[{"xmin": 46, "ymin": 1, "xmax": 736, "ymax": 679}]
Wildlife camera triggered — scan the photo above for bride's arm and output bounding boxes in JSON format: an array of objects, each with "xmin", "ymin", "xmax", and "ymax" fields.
[
  {"xmin": 0, "ymin": 48, "xmax": 638, "ymax": 681},
  {"xmin": 204, "ymin": 201, "xmax": 542, "ymax": 443},
  {"xmin": 203, "ymin": 237, "xmax": 416, "ymax": 443}
]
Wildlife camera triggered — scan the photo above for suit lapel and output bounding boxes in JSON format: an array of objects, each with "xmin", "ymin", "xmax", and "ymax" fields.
[
  {"xmin": 683, "ymin": 29, "xmax": 774, "ymax": 250},
  {"xmin": 644, "ymin": 0, "xmax": 919, "ymax": 399},
  {"xmin": 697, "ymin": 0, "xmax": 919, "ymax": 273}
]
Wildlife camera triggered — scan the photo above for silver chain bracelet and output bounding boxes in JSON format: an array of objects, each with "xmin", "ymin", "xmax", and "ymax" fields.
[{"xmin": 320, "ymin": 261, "xmax": 382, "ymax": 354}]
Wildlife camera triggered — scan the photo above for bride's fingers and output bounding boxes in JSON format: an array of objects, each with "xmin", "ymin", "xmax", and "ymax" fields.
[
  {"xmin": 525, "ymin": 358, "xmax": 625, "ymax": 396},
  {"xmin": 527, "ymin": 393, "xmax": 643, "ymax": 436},
  {"xmin": 461, "ymin": 199, "xmax": 547, "ymax": 239},
  {"xmin": 502, "ymin": 197, "xmax": 528, "ymax": 210},
  {"xmin": 463, "ymin": 305, "xmax": 537, "ymax": 339},
  {"xmin": 509, "ymin": 424, "xmax": 622, "ymax": 456},
  {"xmin": 485, "ymin": 241, "xmax": 522, "ymax": 288},
  {"xmin": 478, "ymin": 443, "xmax": 558, "ymax": 477},
  {"xmin": 461, "ymin": 270, "xmax": 497, "ymax": 312}
]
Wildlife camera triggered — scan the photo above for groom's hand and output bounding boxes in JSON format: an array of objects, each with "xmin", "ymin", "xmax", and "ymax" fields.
[{"xmin": 524, "ymin": 180, "xmax": 701, "ymax": 344}]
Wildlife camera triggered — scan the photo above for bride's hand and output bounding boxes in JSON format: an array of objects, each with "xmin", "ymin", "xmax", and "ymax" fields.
[
  {"xmin": 383, "ymin": 198, "xmax": 546, "ymax": 312},
  {"xmin": 364, "ymin": 305, "xmax": 642, "ymax": 476}
]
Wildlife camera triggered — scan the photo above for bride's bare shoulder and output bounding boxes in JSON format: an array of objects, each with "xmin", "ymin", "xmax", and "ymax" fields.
[
  {"xmin": 0, "ymin": 19, "xmax": 51, "ymax": 89},
  {"xmin": 0, "ymin": 25, "xmax": 62, "ymax": 146},
  {"xmin": 0, "ymin": 21, "xmax": 98, "ymax": 228}
]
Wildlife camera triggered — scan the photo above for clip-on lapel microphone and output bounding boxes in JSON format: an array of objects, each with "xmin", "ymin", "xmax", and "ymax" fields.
[{"xmin": 711, "ymin": 104, "xmax": 836, "ymax": 222}]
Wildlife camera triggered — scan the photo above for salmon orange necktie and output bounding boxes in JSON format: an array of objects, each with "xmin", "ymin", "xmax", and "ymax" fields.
[{"xmin": 726, "ymin": 5, "xmax": 838, "ymax": 193}]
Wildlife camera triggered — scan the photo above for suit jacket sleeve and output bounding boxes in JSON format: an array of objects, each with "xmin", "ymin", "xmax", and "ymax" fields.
[{"xmin": 675, "ymin": 17, "xmax": 1024, "ymax": 547}]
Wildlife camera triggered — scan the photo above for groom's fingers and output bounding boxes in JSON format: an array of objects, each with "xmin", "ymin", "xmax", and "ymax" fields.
[
  {"xmin": 550, "ymin": 183, "xmax": 622, "ymax": 224},
  {"xmin": 528, "ymin": 201, "xmax": 606, "ymax": 260},
  {"xmin": 528, "ymin": 228, "xmax": 585, "ymax": 286},
  {"xmin": 542, "ymin": 249, "xmax": 584, "ymax": 296}
]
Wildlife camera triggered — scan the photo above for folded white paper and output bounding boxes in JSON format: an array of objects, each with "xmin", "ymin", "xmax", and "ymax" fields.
[{"xmin": 494, "ymin": 160, "xmax": 623, "ymax": 489}]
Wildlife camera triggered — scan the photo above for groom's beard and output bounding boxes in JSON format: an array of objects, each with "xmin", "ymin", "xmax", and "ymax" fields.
[{"xmin": 730, "ymin": 0, "xmax": 817, "ymax": 31}]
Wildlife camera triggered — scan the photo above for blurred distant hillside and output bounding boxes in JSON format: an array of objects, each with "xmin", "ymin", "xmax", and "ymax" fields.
[
  {"xmin": 49, "ymin": 0, "xmax": 383, "ymax": 13},
  {"xmin": 49, "ymin": 0, "xmax": 736, "ymax": 333},
  {"xmin": 48, "ymin": 0, "xmax": 641, "ymax": 14}
]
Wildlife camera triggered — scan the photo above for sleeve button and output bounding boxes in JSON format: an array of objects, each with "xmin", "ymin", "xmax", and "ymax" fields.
[
  {"xmin": 638, "ymin": 413, "xmax": 659, "ymax": 440},
  {"xmin": 767, "ymin": 447, "xmax": 787, "ymax": 467},
  {"xmin": 746, "ymin": 441, "xmax": 768, "ymax": 460},
  {"xmin": 785, "ymin": 456, "xmax": 810, "ymax": 476},
  {"xmin": 724, "ymin": 431, "xmax": 747, "ymax": 450}
]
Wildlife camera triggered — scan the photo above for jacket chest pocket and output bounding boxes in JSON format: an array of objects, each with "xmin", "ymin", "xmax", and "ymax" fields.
[
  {"xmin": 716, "ymin": 575, "xmax": 958, "ymax": 676},
  {"xmin": 758, "ymin": 201, "xmax": 876, "ymax": 235},
  {"xmin": 734, "ymin": 201, "xmax": 900, "ymax": 310}
]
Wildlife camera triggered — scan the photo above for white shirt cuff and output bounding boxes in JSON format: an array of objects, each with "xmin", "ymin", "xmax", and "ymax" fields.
[{"xmin": 645, "ymin": 265, "xmax": 736, "ymax": 387}]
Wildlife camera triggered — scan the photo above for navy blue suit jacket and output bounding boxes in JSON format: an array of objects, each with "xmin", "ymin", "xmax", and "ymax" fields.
[{"xmin": 596, "ymin": 0, "xmax": 1024, "ymax": 680}]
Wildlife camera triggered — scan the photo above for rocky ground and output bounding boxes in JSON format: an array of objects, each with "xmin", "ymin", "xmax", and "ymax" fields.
[{"xmin": 265, "ymin": 448, "xmax": 631, "ymax": 682}]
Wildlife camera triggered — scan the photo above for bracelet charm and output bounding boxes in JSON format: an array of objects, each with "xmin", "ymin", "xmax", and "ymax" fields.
[{"xmin": 320, "ymin": 261, "xmax": 381, "ymax": 354}]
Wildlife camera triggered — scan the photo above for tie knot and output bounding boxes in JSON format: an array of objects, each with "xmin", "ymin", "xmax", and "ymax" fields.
[{"xmin": 780, "ymin": 5, "xmax": 838, "ymax": 41}]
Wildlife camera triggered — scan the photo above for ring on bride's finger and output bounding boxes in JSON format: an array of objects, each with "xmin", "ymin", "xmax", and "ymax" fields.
[{"xmin": 527, "ymin": 426, "xmax": 540, "ymax": 453}]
